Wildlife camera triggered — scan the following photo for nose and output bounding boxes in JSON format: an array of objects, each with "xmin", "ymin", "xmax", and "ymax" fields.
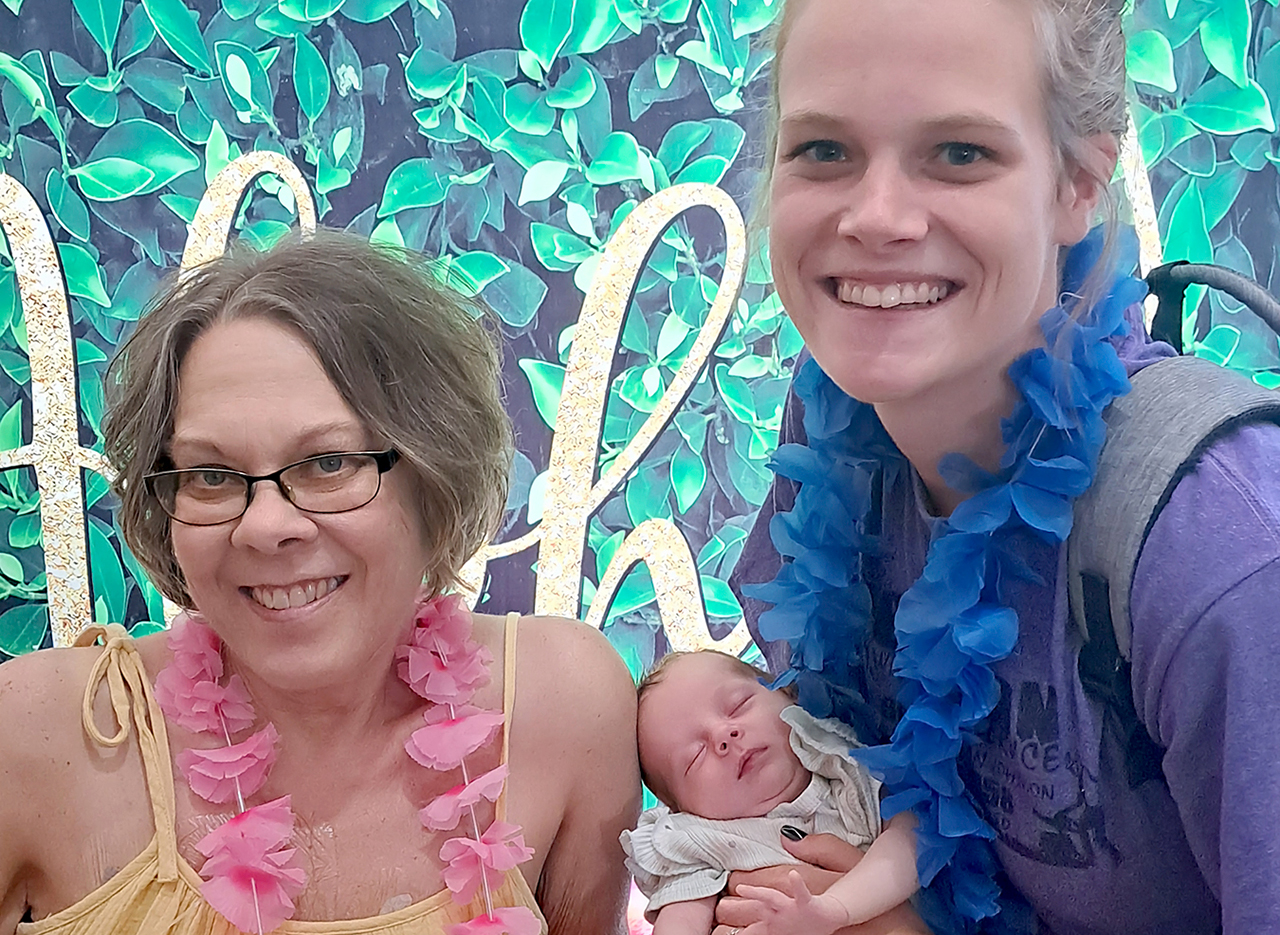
[
  {"xmin": 228, "ymin": 480, "xmax": 317, "ymax": 553},
  {"xmin": 715, "ymin": 726, "xmax": 742, "ymax": 756},
  {"xmin": 835, "ymin": 158, "xmax": 928, "ymax": 249}
]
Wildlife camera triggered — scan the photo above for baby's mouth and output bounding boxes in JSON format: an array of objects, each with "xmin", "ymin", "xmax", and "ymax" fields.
[{"xmin": 738, "ymin": 748, "xmax": 764, "ymax": 779}]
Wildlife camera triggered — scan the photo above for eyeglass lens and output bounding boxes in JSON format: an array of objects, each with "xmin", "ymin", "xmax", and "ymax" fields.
[{"xmin": 151, "ymin": 454, "xmax": 384, "ymax": 525}]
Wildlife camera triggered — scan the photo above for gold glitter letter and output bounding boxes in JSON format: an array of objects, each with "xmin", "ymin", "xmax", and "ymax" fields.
[
  {"xmin": 181, "ymin": 151, "xmax": 316, "ymax": 272},
  {"xmin": 0, "ymin": 173, "xmax": 112, "ymax": 646},
  {"xmin": 583, "ymin": 519, "xmax": 750, "ymax": 653},
  {"xmin": 462, "ymin": 183, "xmax": 749, "ymax": 653}
]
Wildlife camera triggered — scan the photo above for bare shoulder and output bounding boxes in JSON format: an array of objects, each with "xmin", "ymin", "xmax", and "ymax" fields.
[
  {"xmin": 0, "ymin": 646, "xmax": 102, "ymax": 889},
  {"xmin": 1, "ymin": 635, "xmax": 165, "ymax": 928},
  {"xmin": 515, "ymin": 615, "xmax": 637, "ymax": 722},
  {"xmin": 0, "ymin": 632, "xmax": 168, "ymax": 805},
  {"xmin": 506, "ymin": 615, "xmax": 638, "ymax": 780},
  {"xmin": 0, "ymin": 645, "xmax": 100, "ymax": 758},
  {"xmin": 509, "ymin": 618, "xmax": 640, "ymax": 934}
]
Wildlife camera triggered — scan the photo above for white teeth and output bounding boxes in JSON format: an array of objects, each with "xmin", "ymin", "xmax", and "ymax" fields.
[
  {"xmin": 837, "ymin": 279, "xmax": 950, "ymax": 308},
  {"xmin": 250, "ymin": 576, "xmax": 341, "ymax": 610}
]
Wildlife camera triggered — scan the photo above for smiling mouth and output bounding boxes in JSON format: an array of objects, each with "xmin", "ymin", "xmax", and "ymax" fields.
[
  {"xmin": 831, "ymin": 278, "xmax": 957, "ymax": 309},
  {"xmin": 244, "ymin": 576, "xmax": 346, "ymax": 611}
]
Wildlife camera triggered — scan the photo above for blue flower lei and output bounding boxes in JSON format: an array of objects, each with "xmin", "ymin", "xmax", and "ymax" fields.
[{"xmin": 745, "ymin": 228, "xmax": 1147, "ymax": 932}]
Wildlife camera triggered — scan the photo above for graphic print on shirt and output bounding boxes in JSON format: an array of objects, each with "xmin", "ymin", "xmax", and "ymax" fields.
[{"xmin": 966, "ymin": 677, "xmax": 1120, "ymax": 869}]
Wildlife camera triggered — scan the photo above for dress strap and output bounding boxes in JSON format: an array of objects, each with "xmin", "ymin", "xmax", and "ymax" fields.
[
  {"xmin": 498, "ymin": 611, "xmax": 520, "ymax": 822},
  {"xmin": 75, "ymin": 624, "xmax": 179, "ymax": 883}
]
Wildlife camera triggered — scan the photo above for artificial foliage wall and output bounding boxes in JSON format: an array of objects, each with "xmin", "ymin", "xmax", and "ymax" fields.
[
  {"xmin": 0, "ymin": 0, "xmax": 1276, "ymax": 671},
  {"xmin": 1128, "ymin": 0, "xmax": 1280, "ymax": 382}
]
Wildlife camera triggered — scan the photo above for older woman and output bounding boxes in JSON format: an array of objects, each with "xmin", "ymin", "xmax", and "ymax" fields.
[
  {"xmin": 723, "ymin": 0, "xmax": 1280, "ymax": 933},
  {"xmin": 0, "ymin": 231, "xmax": 639, "ymax": 935}
]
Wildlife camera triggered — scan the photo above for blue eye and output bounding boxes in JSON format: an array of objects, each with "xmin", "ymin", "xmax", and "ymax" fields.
[
  {"xmin": 791, "ymin": 139, "xmax": 845, "ymax": 163},
  {"xmin": 939, "ymin": 142, "xmax": 989, "ymax": 166}
]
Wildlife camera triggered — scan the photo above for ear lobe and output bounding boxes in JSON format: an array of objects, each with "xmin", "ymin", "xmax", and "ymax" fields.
[{"xmin": 1055, "ymin": 133, "xmax": 1120, "ymax": 245}]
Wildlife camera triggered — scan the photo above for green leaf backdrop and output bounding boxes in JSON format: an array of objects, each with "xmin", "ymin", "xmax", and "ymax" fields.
[{"xmin": 0, "ymin": 0, "xmax": 1275, "ymax": 672}]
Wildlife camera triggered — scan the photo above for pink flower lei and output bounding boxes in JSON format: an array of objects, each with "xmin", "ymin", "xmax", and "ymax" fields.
[{"xmin": 155, "ymin": 594, "xmax": 538, "ymax": 935}]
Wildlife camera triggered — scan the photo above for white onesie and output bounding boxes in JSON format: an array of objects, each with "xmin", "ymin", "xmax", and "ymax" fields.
[{"xmin": 621, "ymin": 706, "xmax": 883, "ymax": 919}]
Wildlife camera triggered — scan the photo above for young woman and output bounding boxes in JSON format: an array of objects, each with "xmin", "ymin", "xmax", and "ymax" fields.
[
  {"xmin": 0, "ymin": 231, "xmax": 640, "ymax": 935},
  {"xmin": 726, "ymin": 0, "xmax": 1280, "ymax": 933}
]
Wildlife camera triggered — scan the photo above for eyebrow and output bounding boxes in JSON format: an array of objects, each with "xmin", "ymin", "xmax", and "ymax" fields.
[
  {"xmin": 779, "ymin": 110, "xmax": 1017, "ymax": 137},
  {"xmin": 168, "ymin": 420, "xmax": 368, "ymax": 460}
]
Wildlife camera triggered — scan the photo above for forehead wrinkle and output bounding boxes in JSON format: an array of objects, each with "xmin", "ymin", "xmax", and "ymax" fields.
[{"xmin": 168, "ymin": 418, "xmax": 368, "ymax": 461}]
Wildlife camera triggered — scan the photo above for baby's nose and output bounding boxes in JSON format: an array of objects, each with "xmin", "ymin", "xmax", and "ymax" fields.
[{"xmin": 717, "ymin": 728, "xmax": 741, "ymax": 752}]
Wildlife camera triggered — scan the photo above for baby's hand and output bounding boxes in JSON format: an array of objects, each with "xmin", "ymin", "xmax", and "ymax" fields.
[{"xmin": 732, "ymin": 870, "xmax": 849, "ymax": 935}]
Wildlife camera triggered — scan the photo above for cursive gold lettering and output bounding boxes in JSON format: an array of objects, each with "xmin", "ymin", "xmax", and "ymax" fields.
[
  {"xmin": 0, "ymin": 153, "xmax": 316, "ymax": 645},
  {"xmin": 0, "ymin": 173, "xmax": 110, "ymax": 646},
  {"xmin": 181, "ymin": 152, "xmax": 316, "ymax": 272},
  {"xmin": 460, "ymin": 182, "xmax": 750, "ymax": 653}
]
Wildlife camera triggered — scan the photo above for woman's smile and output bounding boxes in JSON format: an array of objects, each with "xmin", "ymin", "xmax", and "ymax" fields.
[
  {"xmin": 828, "ymin": 277, "xmax": 958, "ymax": 309},
  {"xmin": 243, "ymin": 575, "xmax": 347, "ymax": 612},
  {"xmin": 767, "ymin": 0, "xmax": 1094, "ymax": 415}
]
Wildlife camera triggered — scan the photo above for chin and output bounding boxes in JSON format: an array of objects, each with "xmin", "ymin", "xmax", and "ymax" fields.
[{"xmin": 815, "ymin": 358, "xmax": 941, "ymax": 407}]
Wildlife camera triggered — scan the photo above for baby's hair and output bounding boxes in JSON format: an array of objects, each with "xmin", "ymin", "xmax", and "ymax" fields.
[
  {"xmin": 636, "ymin": 650, "xmax": 792, "ymax": 808},
  {"xmin": 637, "ymin": 649, "xmax": 770, "ymax": 707}
]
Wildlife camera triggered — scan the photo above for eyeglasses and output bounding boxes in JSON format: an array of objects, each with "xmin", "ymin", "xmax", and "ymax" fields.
[{"xmin": 144, "ymin": 450, "xmax": 401, "ymax": 527}]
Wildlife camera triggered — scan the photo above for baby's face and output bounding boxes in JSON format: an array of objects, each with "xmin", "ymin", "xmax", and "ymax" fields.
[{"xmin": 638, "ymin": 653, "xmax": 810, "ymax": 819}]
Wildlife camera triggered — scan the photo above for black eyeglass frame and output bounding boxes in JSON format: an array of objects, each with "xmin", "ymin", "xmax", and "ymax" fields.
[{"xmin": 143, "ymin": 449, "xmax": 402, "ymax": 526}]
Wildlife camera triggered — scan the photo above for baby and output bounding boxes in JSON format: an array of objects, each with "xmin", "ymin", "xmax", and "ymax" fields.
[{"xmin": 621, "ymin": 650, "xmax": 919, "ymax": 935}]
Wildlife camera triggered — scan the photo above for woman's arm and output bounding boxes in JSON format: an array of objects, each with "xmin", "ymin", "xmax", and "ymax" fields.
[
  {"xmin": 0, "ymin": 649, "xmax": 83, "ymax": 934},
  {"xmin": 1129, "ymin": 424, "xmax": 1280, "ymax": 934},
  {"xmin": 513, "ymin": 617, "xmax": 641, "ymax": 935},
  {"xmin": 652, "ymin": 895, "xmax": 717, "ymax": 935},
  {"xmin": 0, "ymin": 657, "xmax": 36, "ymax": 934},
  {"xmin": 716, "ymin": 833, "xmax": 931, "ymax": 935}
]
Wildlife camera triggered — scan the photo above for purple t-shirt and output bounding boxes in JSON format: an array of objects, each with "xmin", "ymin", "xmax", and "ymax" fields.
[{"xmin": 731, "ymin": 321, "xmax": 1280, "ymax": 934}]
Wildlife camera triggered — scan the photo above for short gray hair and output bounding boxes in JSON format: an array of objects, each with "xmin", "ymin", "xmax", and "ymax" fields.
[{"xmin": 103, "ymin": 229, "xmax": 513, "ymax": 606}]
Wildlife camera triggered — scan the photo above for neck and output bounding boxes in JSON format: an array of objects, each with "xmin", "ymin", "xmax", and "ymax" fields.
[
  {"xmin": 227, "ymin": 636, "xmax": 421, "ymax": 753},
  {"xmin": 874, "ymin": 337, "xmax": 1042, "ymax": 517}
]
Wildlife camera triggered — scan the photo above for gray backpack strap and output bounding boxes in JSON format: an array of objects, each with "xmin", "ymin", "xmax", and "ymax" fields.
[{"xmin": 1069, "ymin": 355, "xmax": 1280, "ymax": 659}]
